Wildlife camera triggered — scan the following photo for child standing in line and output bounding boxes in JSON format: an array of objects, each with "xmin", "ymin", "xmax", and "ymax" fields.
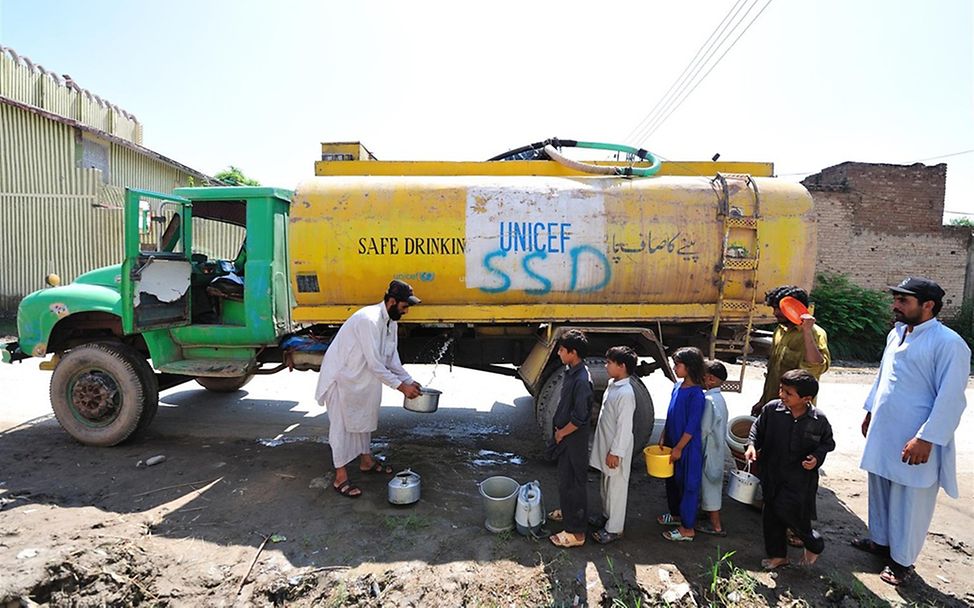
[
  {"xmin": 746, "ymin": 369, "xmax": 835, "ymax": 570},
  {"xmin": 589, "ymin": 346, "xmax": 638, "ymax": 544},
  {"xmin": 697, "ymin": 360, "xmax": 729, "ymax": 536},
  {"xmin": 658, "ymin": 346, "xmax": 707, "ymax": 542},
  {"xmin": 547, "ymin": 329, "xmax": 594, "ymax": 549}
]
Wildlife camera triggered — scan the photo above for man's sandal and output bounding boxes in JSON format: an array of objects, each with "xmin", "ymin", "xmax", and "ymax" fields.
[
  {"xmin": 333, "ymin": 480, "xmax": 362, "ymax": 499},
  {"xmin": 360, "ymin": 460, "xmax": 393, "ymax": 475},
  {"xmin": 547, "ymin": 509, "xmax": 563, "ymax": 522},
  {"xmin": 550, "ymin": 530, "xmax": 585, "ymax": 548},
  {"xmin": 880, "ymin": 563, "xmax": 913, "ymax": 586},
  {"xmin": 851, "ymin": 537, "xmax": 890, "ymax": 556}
]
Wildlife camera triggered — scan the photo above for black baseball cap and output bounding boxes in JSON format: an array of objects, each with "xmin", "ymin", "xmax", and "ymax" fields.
[
  {"xmin": 387, "ymin": 279, "xmax": 421, "ymax": 305},
  {"xmin": 888, "ymin": 277, "xmax": 945, "ymax": 302}
]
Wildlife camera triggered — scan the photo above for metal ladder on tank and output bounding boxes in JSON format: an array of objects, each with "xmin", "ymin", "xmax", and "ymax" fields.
[{"xmin": 708, "ymin": 173, "xmax": 761, "ymax": 393}]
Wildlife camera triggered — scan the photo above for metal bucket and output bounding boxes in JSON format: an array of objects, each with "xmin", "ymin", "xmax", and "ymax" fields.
[
  {"xmin": 404, "ymin": 387, "xmax": 441, "ymax": 413},
  {"xmin": 478, "ymin": 476, "xmax": 520, "ymax": 533},
  {"xmin": 727, "ymin": 463, "xmax": 761, "ymax": 505}
]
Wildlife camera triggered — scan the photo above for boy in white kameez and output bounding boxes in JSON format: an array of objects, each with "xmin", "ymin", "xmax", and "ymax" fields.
[
  {"xmin": 697, "ymin": 360, "xmax": 729, "ymax": 536},
  {"xmin": 856, "ymin": 277, "xmax": 969, "ymax": 586},
  {"xmin": 589, "ymin": 346, "xmax": 638, "ymax": 544}
]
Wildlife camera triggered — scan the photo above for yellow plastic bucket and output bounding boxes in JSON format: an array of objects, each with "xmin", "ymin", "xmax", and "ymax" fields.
[{"xmin": 643, "ymin": 445, "xmax": 674, "ymax": 478}]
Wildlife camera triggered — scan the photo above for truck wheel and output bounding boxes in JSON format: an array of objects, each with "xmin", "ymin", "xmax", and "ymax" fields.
[
  {"xmin": 94, "ymin": 341, "xmax": 159, "ymax": 435},
  {"xmin": 536, "ymin": 356, "xmax": 654, "ymax": 449},
  {"xmin": 50, "ymin": 343, "xmax": 151, "ymax": 446},
  {"xmin": 195, "ymin": 375, "xmax": 253, "ymax": 393}
]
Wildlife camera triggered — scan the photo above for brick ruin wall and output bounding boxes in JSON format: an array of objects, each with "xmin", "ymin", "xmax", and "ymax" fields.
[{"xmin": 804, "ymin": 162, "xmax": 971, "ymax": 316}]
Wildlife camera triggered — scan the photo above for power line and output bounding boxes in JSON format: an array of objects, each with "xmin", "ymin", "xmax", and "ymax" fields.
[
  {"xmin": 632, "ymin": 0, "xmax": 762, "ymax": 145},
  {"xmin": 637, "ymin": 0, "xmax": 775, "ymax": 144},
  {"xmin": 911, "ymin": 149, "xmax": 974, "ymax": 163},
  {"xmin": 623, "ymin": 0, "xmax": 749, "ymax": 144},
  {"xmin": 777, "ymin": 148, "xmax": 974, "ymax": 178}
]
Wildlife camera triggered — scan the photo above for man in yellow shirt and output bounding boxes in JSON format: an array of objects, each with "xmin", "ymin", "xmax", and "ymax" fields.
[{"xmin": 751, "ymin": 286, "xmax": 831, "ymax": 416}]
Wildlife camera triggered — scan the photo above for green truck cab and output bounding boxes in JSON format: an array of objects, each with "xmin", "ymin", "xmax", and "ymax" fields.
[{"xmin": 3, "ymin": 187, "xmax": 296, "ymax": 446}]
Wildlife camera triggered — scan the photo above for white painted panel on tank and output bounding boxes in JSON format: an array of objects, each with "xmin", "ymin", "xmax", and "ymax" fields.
[{"xmin": 465, "ymin": 186, "xmax": 608, "ymax": 295}]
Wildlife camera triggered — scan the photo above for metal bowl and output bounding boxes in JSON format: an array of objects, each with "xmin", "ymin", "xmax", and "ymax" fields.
[{"xmin": 403, "ymin": 387, "xmax": 441, "ymax": 413}]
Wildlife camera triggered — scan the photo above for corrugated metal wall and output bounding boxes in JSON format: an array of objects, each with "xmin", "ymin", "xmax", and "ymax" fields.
[
  {"xmin": 0, "ymin": 46, "xmax": 141, "ymax": 144},
  {"xmin": 0, "ymin": 47, "xmax": 240, "ymax": 315}
]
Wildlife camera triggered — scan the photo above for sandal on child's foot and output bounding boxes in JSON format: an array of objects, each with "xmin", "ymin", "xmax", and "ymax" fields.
[
  {"xmin": 661, "ymin": 528, "xmax": 694, "ymax": 542},
  {"xmin": 798, "ymin": 549, "xmax": 820, "ymax": 567},
  {"xmin": 657, "ymin": 513, "xmax": 681, "ymax": 526},
  {"xmin": 695, "ymin": 522, "xmax": 727, "ymax": 537},
  {"xmin": 761, "ymin": 558, "xmax": 790, "ymax": 571},
  {"xmin": 592, "ymin": 529, "xmax": 623, "ymax": 544}
]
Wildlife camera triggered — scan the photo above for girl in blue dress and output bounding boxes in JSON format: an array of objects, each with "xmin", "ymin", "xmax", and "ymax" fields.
[{"xmin": 658, "ymin": 347, "xmax": 707, "ymax": 542}]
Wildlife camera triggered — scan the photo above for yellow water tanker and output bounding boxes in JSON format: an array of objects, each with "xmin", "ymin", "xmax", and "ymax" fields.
[{"xmin": 289, "ymin": 173, "xmax": 814, "ymax": 326}]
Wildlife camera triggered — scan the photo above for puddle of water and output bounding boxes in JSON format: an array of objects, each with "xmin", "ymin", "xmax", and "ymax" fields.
[
  {"xmin": 257, "ymin": 436, "xmax": 329, "ymax": 448},
  {"xmin": 406, "ymin": 421, "xmax": 510, "ymax": 439},
  {"xmin": 470, "ymin": 449, "xmax": 525, "ymax": 467}
]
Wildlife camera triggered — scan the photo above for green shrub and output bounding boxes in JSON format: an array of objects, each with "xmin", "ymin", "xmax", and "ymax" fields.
[
  {"xmin": 945, "ymin": 298, "xmax": 974, "ymax": 357},
  {"xmin": 810, "ymin": 273, "xmax": 892, "ymax": 361}
]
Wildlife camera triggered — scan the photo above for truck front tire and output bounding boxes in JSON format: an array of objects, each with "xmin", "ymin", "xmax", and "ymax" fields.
[
  {"xmin": 50, "ymin": 343, "xmax": 154, "ymax": 446},
  {"xmin": 195, "ymin": 375, "xmax": 253, "ymax": 393}
]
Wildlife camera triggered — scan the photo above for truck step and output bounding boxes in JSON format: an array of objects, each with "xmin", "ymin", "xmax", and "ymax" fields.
[{"xmin": 158, "ymin": 359, "xmax": 253, "ymax": 378}]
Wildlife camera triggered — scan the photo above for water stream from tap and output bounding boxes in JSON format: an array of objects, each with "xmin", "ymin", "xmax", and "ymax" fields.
[{"xmin": 425, "ymin": 336, "xmax": 455, "ymax": 387}]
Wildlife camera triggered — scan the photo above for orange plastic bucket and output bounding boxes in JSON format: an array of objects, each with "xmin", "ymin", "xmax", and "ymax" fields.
[{"xmin": 643, "ymin": 445, "xmax": 674, "ymax": 478}]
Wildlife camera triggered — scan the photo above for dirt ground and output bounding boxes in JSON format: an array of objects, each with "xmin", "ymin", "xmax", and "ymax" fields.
[{"xmin": 0, "ymin": 362, "xmax": 972, "ymax": 607}]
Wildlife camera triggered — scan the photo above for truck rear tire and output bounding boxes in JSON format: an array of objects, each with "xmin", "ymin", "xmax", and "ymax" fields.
[
  {"xmin": 195, "ymin": 375, "xmax": 253, "ymax": 393},
  {"xmin": 536, "ymin": 356, "xmax": 654, "ymax": 450},
  {"xmin": 50, "ymin": 343, "xmax": 152, "ymax": 446}
]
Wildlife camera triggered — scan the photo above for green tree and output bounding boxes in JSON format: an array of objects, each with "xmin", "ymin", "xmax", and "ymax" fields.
[
  {"xmin": 948, "ymin": 216, "xmax": 974, "ymax": 227},
  {"xmin": 215, "ymin": 165, "xmax": 261, "ymax": 186}
]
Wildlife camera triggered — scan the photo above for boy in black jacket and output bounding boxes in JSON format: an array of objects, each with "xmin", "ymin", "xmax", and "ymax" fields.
[
  {"xmin": 746, "ymin": 369, "xmax": 835, "ymax": 569},
  {"xmin": 547, "ymin": 329, "xmax": 594, "ymax": 548}
]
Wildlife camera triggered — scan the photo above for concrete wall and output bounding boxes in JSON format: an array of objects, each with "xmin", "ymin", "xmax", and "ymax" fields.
[{"xmin": 804, "ymin": 162, "xmax": 972, "ymax": 315}]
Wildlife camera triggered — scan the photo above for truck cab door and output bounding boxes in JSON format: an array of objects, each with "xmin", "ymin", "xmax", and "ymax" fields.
[{"xmin": 121, "ymin": 188, "xmax": 194, "ymax": 334}]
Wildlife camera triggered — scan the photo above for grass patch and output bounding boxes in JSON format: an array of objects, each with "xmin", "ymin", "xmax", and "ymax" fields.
[
  {"xmin": 383, "ymin": 514, "xmax": 431, "ymax": 532},
  {"xmin": 701, "ymin": 548, "xmax": 760, "ymax": 607}
]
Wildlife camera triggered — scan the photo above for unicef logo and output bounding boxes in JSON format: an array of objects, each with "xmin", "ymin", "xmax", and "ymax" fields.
[{"xmin": 420, "ymin": 272, "xmax": 435, "ymax": 282}]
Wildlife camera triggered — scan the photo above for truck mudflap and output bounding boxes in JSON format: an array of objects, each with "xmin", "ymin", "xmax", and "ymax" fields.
[{"xmin": 1, "ymin": 341, "xmax": 29, "ymax": 364}]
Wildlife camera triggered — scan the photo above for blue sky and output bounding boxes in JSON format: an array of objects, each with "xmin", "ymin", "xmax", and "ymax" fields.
[{"xmin": 2, "ymin": 0, "xmax": 972, "ymax": 217}]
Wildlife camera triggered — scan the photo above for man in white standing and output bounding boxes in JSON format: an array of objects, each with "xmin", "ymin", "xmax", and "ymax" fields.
[
  {"xmin": 856, "ymin": 277, "xmax": 969, "ymax": 585},
  {"xmin": 315, "ymin": 279, "xmax": 423, "ymax": 498}
]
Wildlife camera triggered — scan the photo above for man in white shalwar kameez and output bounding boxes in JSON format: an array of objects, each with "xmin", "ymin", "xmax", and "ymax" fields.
[
  {"xmin": 589, "ymin": 347, "xmax": 637, "ymax": 544},
  {"xmin": 857, "ymin": 277, "xmax": 969, "ymax": 585},
  {"xmin": 314, "ymin": 280, "xmax": 423, "ymax": 498}
]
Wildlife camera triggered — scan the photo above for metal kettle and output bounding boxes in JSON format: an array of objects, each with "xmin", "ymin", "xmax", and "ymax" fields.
[{"xmin": 388, "ymin": 469, "xmax": 421, "ymax": 505}]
